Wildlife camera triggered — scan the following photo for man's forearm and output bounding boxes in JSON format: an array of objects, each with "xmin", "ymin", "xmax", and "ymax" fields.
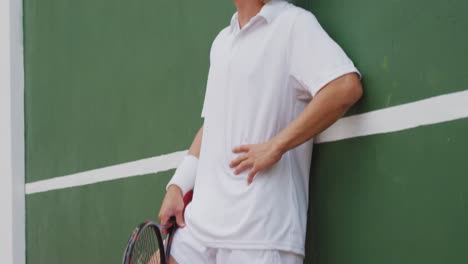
[
  {"xmin": 188, "ymin": 125, "xmax": 204, "ymax": 158},
  {"xmin": 167, "ymin": 125, "xmax": 204, "ymax": 195},
  {"xmin": 271, "ymin": 73, "xmax": 362, "ymax": 154}
]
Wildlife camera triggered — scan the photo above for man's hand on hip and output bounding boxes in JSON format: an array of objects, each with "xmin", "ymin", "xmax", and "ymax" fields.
[{"xmin": 229, "ymin": 141, "xmax": 284, "ymax": 185}]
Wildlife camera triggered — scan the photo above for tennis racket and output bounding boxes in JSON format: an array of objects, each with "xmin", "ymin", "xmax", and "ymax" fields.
[
  {"xmin": 122, "ymin": 190, "xmax": 194, "ymax": 264},
  {"xmin": 122, "ymin": 217, "xmax": 177, "ymax": 264}
]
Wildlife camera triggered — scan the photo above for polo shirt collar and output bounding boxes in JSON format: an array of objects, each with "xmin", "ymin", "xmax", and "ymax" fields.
[{"xmin": 230, "ymin": 0, "xmax": 286, "ymax": 32}]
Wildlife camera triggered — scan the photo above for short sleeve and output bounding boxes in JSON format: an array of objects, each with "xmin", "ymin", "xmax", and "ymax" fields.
[
  {"xmin": 288, "ymin": 10, "xmax": 361, "ymax": 99},
  {"xmin": 200, "ymin": 64, "xmax": 212, "ymax": 118}
]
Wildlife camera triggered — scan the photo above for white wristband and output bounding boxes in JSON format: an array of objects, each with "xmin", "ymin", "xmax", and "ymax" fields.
[{"xmin": 166, "ymin": 154, "xmax": 198, "ymax": 196}]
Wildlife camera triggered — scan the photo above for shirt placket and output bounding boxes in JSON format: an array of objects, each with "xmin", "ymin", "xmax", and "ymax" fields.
[{"xmin": 223, "ymin": 17, "xmax": 261, "ymax": 167}]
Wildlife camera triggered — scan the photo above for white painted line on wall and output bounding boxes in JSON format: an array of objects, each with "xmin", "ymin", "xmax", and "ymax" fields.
[
  {"xmin": 1, "ymin": 0, "xmax": 25, "ymax": 262},
  {"xmin": 315, "ymin": 90, "xmax": 468, "ymax": 143},
  {"xmin": 25, "ymin": 90, "xmax": 468, "ymax": 195},
  {"xmin": 25, "ymin": 150, "xmax": 188, "ymax": 195}
]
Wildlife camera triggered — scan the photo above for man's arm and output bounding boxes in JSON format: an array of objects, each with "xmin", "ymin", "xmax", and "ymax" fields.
[
  {"xmin": 159, "ymin": 125, "xmax": 204, "ymax": 228},
  {"xmin": 229, "ymin": 73, "xmax": 362, "ymax": 184},
  {"xmin": 167, "ymin": 125, "xmax": 203, "ymax": 195},
  {"xmin": 187, "ymin": 125, "xmax": 204, "ymax": 158},
  {"xmin": 272, "ymin": 72, "xmax": 362, "ymax": 153}
]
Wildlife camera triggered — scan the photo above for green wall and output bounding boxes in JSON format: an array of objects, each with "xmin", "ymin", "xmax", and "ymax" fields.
[
  {"xmin": 24, "ymin": 0, "xmax": 468, "ymax": 263},
  {"xmin": 27, "ymin": 173, "xmax": 172, "ymax": 263},
  {"xmin": 308, "ymin": 0, "xmax": 468, "ymax": 116},
  {"xmin": 301, "ymin": 1, "xmax": 468, "ymax": 262},
  {"xmin": 24, "ymin": 0, "xmax": 233, "ymax": 182},
  {"xmin": 305, "ymin": 119, "xmax": 468, "ymax": 263},
  {"xmin": 24, "ymin": 0, "xmax": 234, "ymax": 263}
]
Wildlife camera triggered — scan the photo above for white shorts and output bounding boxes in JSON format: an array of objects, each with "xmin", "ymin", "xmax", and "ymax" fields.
[{"xmin": 170, "ymin": 226, "xmax": 304, "ymax": 264}]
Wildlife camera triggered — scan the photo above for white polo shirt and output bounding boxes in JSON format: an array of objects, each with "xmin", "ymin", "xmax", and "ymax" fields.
[{"xmin": 184, "ymin": 0, "xmax": 360, "ymax": 256}]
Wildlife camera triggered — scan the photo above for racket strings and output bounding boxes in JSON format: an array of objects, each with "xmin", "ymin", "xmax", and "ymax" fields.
[
  {"xmin": 124, "ymin": 221, "xmax": 176, "ymax": 264},
  {"xmin": 148, "ymin": 227, "xmax": 161, "ymax": 264},
  {"xmin": 130, "ymin": 225, "xmax": 163, "ymax": 264}
]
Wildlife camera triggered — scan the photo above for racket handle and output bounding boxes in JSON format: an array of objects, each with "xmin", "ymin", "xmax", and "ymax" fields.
[
  {"xmin": 168, "ymin": 216, "xmax": 177, "ymax": 228},
  {"xmin": 165, "ymin": 216, "xmax": 178, "ymax": 264}
]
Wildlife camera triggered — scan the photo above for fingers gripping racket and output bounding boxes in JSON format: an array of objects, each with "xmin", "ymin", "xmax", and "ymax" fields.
[{"xmin": 122, "ymin": 190, "xmax": 194, "ymax": 264}]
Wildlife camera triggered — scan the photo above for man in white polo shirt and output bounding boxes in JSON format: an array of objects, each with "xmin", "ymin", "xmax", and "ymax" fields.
[{"xmin": 159, "ymin": 0, "xmax": 362, "ymax": 263}]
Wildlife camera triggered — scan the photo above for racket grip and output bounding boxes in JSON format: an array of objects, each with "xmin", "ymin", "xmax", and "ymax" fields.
[{"xmin": 168, "ymin": 216, "xmax": 177, "ymax": 228}]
